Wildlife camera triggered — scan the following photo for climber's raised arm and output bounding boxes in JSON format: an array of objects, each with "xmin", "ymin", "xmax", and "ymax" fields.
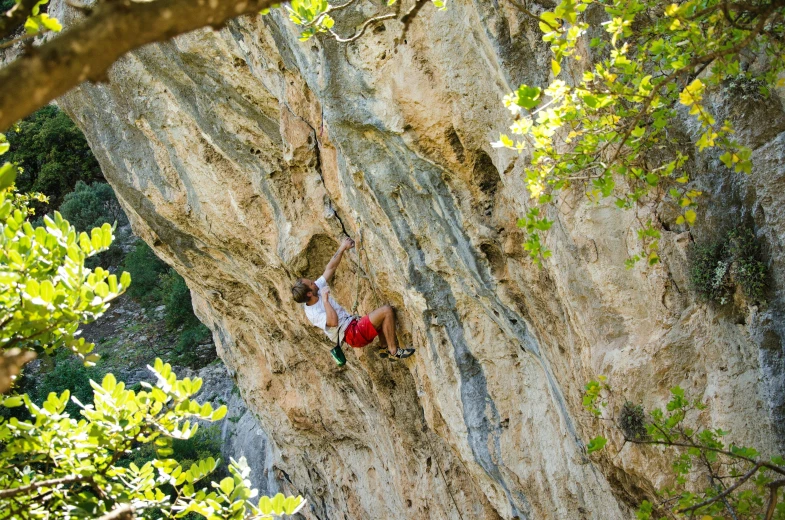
[{"xmin": 322, "ymin": 237, "xmax": 355, "ymax": 283}]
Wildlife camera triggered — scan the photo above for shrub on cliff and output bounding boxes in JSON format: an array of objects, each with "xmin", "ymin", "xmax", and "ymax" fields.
[
  {"xmin": 583, "ymin": 379, "xmax": 785, "ymax": 518},
  {"xmin": 122, "ymin": 239, "xmax": 170, "ymax": 303},
  {"xmin": 161, "ymin": 268, "xmax": 198, "ymax": 329},
  {"xmin": 690, "ymin": 226, "xmax": 768, "ymax": 305}
]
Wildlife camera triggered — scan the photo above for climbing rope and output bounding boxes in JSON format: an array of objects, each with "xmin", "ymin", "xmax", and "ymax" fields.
[
  {"xmin": 349, "ymin": 220, "xmax": 381, "ymax": 314},
  {"xmin": 345, "ymin": 224, "xmax": 463, "ymax": 518},
  {"xmin": 413, "ymin": 365, "xmax": 465, "ymax": 520},
  {"xmin": 351, "ymin": 225, "xmax": 363, "ymax": 315}
]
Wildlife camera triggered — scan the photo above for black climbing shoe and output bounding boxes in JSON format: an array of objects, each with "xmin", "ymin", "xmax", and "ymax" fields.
[{"xmin": 393, "ymin": 348, "xmax": 415, "ymax": 359}]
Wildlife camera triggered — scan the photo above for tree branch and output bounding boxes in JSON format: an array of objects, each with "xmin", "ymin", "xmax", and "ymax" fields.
[
  {"xmin": 329, "ymin": 11, "xmax": 398, "ymax": 43},
  {"xmin": 627, "ymin": 437, "xmax": 785, "ymax": 476},
  {"xmin": 765, "ymin": 479, "xmax": 785, "ymax": 520},
  {"xmin": 671, "ymin": 463, "xmax": 760, "ymax": 514},
  {"xmin": 0, "ymin": 0, "xmax": 279, "ymax": 131},
  {"xmin": 0, "ymin": 474, "xmax": 88, "ymax": 499},
  {"xmin": 95, "ymin": 504, "xmax": 135, "ymax": 520}
]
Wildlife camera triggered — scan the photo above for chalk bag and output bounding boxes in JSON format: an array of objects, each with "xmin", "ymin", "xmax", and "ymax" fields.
[{"xmin": 331, "ymin": 345, "xmax": 347, "ymax": 366}]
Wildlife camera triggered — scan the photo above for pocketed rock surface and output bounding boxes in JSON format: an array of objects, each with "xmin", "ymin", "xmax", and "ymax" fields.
[{"xmin": 55, "ymin": 1, "xmax": 785, "ymax": 518}]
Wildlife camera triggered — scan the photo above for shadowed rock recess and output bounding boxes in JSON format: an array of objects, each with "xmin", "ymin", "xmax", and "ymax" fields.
[{"xmin": 57, "ymin": 1, "xmax": 785, "ymax": 518}]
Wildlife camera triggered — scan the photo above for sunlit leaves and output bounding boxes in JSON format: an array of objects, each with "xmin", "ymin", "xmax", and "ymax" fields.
[
  {"xmin": 0, "ymin": 359, "xmax": 304, "ymax": 518},
  {"xmin": 22, "ymin": 0, "xmax": 63, "ymax": 36},
  {"xmin": 494, "ymin": 0, "xmax": 784, "ymax": 266},
  {"xmin": 582, "ymin": 375, "xmax": 608, "ymax": 417},
  {"xmin": 0, "ymin": 187, "xmax": 130, "ymax": 368}
]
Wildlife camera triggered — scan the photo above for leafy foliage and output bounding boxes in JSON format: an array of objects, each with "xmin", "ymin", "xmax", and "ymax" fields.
[
  {"xmin": 583, "ymin": 380, "xmax": 785, "ymax": 518},
  {"xmin": 0, "ymin": 136, "xmax": 304, "ymax": 518},
  {"xmin": 690, "ymin": 225, "xmax": 767, "ymax": 304},
  {"xmin": 0, "ymin": 172, "xmax": 128, "ymax": 373},
  {"xmin": 277, "ymin": 0, "xmax": 448, "ymax": 42},
  {"xmin": 4, "ymin": 106, "xmax": 102, "ymax": 209},
  {"xmin": 0, "ymin": 360, "xmax": 306, "ymax": 519},
  {"xmin": 28, "ymin": 350, "xmax": 103, "ymax": 418},
  {"xmin": 58, "ymin": 180, "xmax": 124, "ymax": 233},
  {"xmin": 493, "ymin": 0, "xmax": 785, "ymax": 265}
]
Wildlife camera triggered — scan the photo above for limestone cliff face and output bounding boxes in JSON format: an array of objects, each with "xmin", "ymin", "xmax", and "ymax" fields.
[{"xmin": 56, "ymin": 1, "xmax": 785, "ymax": 518}]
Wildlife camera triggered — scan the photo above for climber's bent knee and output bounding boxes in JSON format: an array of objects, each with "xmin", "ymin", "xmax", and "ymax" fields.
[{"xmin": 368, "ymin": 305, "xmax": 393, "ymax": 328}]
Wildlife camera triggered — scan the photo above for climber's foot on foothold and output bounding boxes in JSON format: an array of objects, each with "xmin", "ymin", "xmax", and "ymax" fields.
[
  {"xmin": 378, "ymin": 351, "xmax": 389, "ymax": 359},
  {"xmin": 393, "ymin": 348, "xmax": 415, "ymax": 359}
]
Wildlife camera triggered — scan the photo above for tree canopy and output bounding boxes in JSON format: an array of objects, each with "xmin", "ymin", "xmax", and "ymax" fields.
[{"xmin": 4, "ymin": 106, "xmax": 102, "ymax": 209}]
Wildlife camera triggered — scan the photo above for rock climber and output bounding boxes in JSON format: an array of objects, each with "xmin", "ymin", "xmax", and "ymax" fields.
[{"xmin": 291, "ymin": 237, "xmax": 415, "ymax": 360}]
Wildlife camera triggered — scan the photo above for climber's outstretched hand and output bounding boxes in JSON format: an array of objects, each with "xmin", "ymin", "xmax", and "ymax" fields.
[{"xmin": 323, "ymin": 237, "xmax": 355, "ymax": 283}]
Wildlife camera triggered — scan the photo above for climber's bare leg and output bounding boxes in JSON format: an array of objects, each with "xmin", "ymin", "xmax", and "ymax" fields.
[
  {"xmin": 376, "ymin": 328, "xmax": 387, "ymax": 350},
  {"xmin": 368, "ymin": 305, "xmax": 398, "ymax": 356}
]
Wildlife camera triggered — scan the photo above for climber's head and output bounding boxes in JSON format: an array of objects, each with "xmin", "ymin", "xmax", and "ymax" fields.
[{"xmin": 291, "ymin": 278, "xmax": 318, "ymax": 304}]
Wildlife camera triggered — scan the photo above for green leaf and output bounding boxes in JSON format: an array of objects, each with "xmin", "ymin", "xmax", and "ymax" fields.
[
  {"xmin": 38, "ymin": 14, "xmax": 62, "ymax": 32},
  {"xmin": 102, "ymin": 373, "xmax": 117, "ymax": 391},
  {"xmin": 514, "ymin": 85, "xmax": 542, "ymax": 110},
  {"xmin": 24, "ymin": 17, "xmax": 39, "ymax": 34},
  {"xmin": 284, "ymin": 495, "xmax": 306, "ymax": 514},
  {"xmin": 259, "ymin": 495, "xmax": 273, "ymax": 514},
  {"xmin": 587, "ymin": 436, "xmax": 607, "ymax": 454},
  {"xmin": 219, "ymin": 476, "xmax": 234, "ymax": 495},
  {"xmin": 0, "ymin": 162, "xmax": 17, "ymax": 191},
  {"xmin": 39, "ymin": 280, "xmax": 55, "ymax": 303},
  {"xmin": 211, "ymin": 405, "xmax": 227, "ymax": 421},
  {"xmin": 539, "ymin": 11, "xmax": 558, "ymax": 33},
  {"xmin": 272, "ymin": 493, "xmax": 285, "ymax": 513},
  {"xmin": 2, "ymin": 395, "xmax": 23, "ymax": 408}
]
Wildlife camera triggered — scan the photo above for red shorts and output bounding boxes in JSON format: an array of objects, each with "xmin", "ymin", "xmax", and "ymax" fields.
[{"xmin": 344, "ymin": 315, "xmax": 378, "ymax": 348}]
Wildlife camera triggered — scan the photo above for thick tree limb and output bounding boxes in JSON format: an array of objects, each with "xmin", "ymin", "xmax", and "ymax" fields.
[
  {"xmin": 0, "ymin": 347, "xmax": 36, "ymax": 394},
  {"xmin": 0, "ymin": 0, "xmax": 279, "ymax": 131}
]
